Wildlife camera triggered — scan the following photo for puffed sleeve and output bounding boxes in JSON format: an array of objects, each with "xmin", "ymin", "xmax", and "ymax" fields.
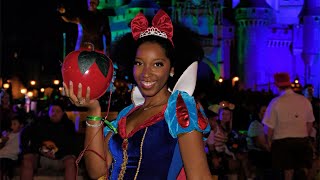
[
  {"xmin": 164, "ymin": 90, "xmax": 211, "ymax": 139},
  {"xmin": 103, "ymin": 104, "xmax": 134, "ymax": 136}
]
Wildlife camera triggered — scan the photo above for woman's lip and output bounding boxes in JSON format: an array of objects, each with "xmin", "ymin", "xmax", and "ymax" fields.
[{"xmin": 141, "ymin": 81, "xmax": 156, "ymax": 89}]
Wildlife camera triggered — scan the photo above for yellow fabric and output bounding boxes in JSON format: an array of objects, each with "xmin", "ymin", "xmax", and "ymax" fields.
[{"xmin": 97, "ymin": 175, "xmax": 106, "ymax": 180}]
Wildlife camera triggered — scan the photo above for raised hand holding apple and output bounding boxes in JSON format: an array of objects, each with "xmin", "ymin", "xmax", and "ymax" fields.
[{"xmin": 61, "ymin": 47, "xmax": 114, "ymax": 100}]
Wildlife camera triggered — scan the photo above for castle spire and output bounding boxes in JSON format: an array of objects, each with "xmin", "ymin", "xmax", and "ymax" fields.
[
  {"xmin": 299, "ymin": 0, "xmax": 320, "ymax": 96},
  {"xmin": 235, "ymin": 0, "xmax": 273, "ymax": 90}
]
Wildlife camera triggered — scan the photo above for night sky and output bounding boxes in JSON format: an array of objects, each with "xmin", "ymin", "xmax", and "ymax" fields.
[{"xmin": 1, "ymin": 0, "xmax": 87, "ymax": 86}]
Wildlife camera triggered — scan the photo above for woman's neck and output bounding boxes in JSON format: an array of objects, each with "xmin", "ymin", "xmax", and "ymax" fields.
[{"xmin": 143, "ymin": 89, "xmax": 171, "ymax": 107}]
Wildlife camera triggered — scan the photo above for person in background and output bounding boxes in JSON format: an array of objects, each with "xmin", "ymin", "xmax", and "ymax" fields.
[
  {"xmin": 303, "ymin": 84, "xmax": 320, "ymax": 124},
  {"xmin": 58, "ymin": 0, "xmax": 111, "ymax": 54},
  {"xmin": 205, "ymin": 104, "xmax": 222, "ymax": 179},
  {"xmin": 303, "ymin": 84, "xmax": 320, "ymax": 155},
  {"xmin": 206, "ymin": 101, "xmax": 245, "ymax": 180},
  {"xmin": 206, "ymin": 104, "xmax": 219, "ymax": 152},
  {"xmin": 0, "ymin": 91, "xmax": 14, "ymax": 132},
  {"xmin": 20, "ymin": 101, "xmax": 77, "ymax": 180},
  {"xmin": 263, "ymin": 72, "xmax": 315, "ymax": 180},
  {"xmin": 247, "ymin": 104, "xmax": 274, "ymax": 179},
  {"xmin": 0, "ymin": 115, "xmax": 25, "ymax": 179}
]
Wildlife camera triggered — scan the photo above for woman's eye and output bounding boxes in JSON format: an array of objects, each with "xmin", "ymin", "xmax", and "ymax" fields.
[
  {"xmin": 134, "ymin": 61, "xmax": 142, "ymax": 66},
  {"xmin": 154, "ymin": 62, "xmax": 164, "ymax": 67}
]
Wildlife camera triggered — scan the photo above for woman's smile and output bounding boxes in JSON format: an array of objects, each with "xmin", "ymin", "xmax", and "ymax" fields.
[{"xmin": 140, "ymin": 81, "xmax": 156, "ymax": 89}]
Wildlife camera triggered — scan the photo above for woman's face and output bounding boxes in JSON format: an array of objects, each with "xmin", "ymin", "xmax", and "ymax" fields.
[
  {"xmin": 48, "ymin": 105, "xmax": 64, "ymax": 123},
  {"xmin": 219, "ymin": 108, "xmax": 232, "ymax": 123},
  {"xmin": 11, "ymin": 119, "xmax": 22, "ymax": 133},
  {"xmin": 133, "ymin": 42, "xmax": 173, "ymax": 98}
]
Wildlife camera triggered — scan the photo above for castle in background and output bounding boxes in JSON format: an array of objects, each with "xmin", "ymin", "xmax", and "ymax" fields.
[{"xmin": 100, "ymin": 0, "xmax": 320, "ymax": 96}]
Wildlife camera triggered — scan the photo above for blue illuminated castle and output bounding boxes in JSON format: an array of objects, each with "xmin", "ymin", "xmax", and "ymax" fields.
[{"xmin": 102, "ymin": 0, "xmax": 320, "ymax": 96}]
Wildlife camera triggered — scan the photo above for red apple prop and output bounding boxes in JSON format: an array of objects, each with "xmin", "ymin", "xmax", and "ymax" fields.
[{"xmin": 61, "ymin": 49, "xmax": 114, "ymax": 99}]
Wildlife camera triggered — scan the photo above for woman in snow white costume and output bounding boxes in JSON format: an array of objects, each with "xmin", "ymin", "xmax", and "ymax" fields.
[{"xmin": 63, "ymin": 9, "xmax": 212, "ymax": 180}]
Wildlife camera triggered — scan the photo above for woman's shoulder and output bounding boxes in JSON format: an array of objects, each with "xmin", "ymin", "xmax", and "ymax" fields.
[
  {"xmin": 164, "ymin": 90, "xmax": 210, "ymax": 139},
  {"xmin": 248, "ymin": 120, "xmax": 263, "ymax": 129}
]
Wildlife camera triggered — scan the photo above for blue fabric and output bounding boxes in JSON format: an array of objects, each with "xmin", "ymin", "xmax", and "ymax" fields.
[
  {"xmin": 167, "ymin": 143, "xmax": 183, "ymax": 179},
  {"xmin": 164, "ymin": 90, "xmax": 211, "ymax": 139},
  {"xmin": 105, "ymin": 90, "xmax": 210, "ymax": 179},
  {"xmin": 108, "ymin": 119, "xmax": 178, "ymax": 180}
]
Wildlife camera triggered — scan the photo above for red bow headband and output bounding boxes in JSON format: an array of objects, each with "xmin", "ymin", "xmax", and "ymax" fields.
[{"xmin": 130, "ymin": 9, "xmax": 174, "ymax": 46}]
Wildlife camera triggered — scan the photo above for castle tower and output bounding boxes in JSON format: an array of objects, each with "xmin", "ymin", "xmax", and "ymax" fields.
[
  {"xmin": 299, "ymin": 0, "xmax": 320, "ymax": 96},
  {"xmin": 235, "ymin": 0, "xmax": 273, "ymax": 89}
]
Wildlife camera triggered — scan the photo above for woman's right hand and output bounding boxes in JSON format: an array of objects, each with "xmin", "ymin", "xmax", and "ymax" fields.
[{"xmin": 63, "ymin": 81, "xmax": 101, "ymax": 112}]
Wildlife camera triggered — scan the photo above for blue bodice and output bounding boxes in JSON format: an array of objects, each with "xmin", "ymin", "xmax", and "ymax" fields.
[
  {"xmin": 104, "ymin": 90, "xmax": 211, "ymax": 180},
  {"xmin": 108, "ymin": 118, "xmax": 178, "ymax": 180}
]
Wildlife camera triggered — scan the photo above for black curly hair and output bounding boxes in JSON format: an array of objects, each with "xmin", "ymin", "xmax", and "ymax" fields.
[{"xmin": 110, "ymin": 21, "xmax": 204, "ymax": 90}]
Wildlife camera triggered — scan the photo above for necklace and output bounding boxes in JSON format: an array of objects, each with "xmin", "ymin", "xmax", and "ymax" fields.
[
  {"xmin": 142, "ymin": 99, "xmax": 168, "ymax": 111},
  {"xmin": 143, "ymin": 103, "xmax": 166, "ymax": 111}
]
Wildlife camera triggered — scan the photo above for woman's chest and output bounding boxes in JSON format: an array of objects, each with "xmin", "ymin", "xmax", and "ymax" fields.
[{"xmin": 109, "ymin": 120, "xmax": 177, "ymax": 159}]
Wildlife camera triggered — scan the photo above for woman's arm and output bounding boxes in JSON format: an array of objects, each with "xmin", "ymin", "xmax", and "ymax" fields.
[
  {"xmin": 84, "ymin": 107, "xmax": 110, "ymax": 179},
  {"xmin": 63, "ymin": 81, "xmax": 111, "ymax": 179},
  {"xmin": 178, "ymin": 131, "xmax": 212, "ymax": 180},
  {"xmin": 253, "ymin": 134, "xmax": 270, "ymax": 151}
]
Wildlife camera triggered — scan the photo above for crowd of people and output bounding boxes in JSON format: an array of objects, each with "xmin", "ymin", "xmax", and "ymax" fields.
[
  {"xmin": 202, "ymin": 74, "xmax": 320, "ymax": 180},
  {"xmin": 1, "ymin": 6, "xmax": 320, "ymax": 180},
  {"xmin": 0, "ymin": 92, "xmax": 80, "ymax": 179}
]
